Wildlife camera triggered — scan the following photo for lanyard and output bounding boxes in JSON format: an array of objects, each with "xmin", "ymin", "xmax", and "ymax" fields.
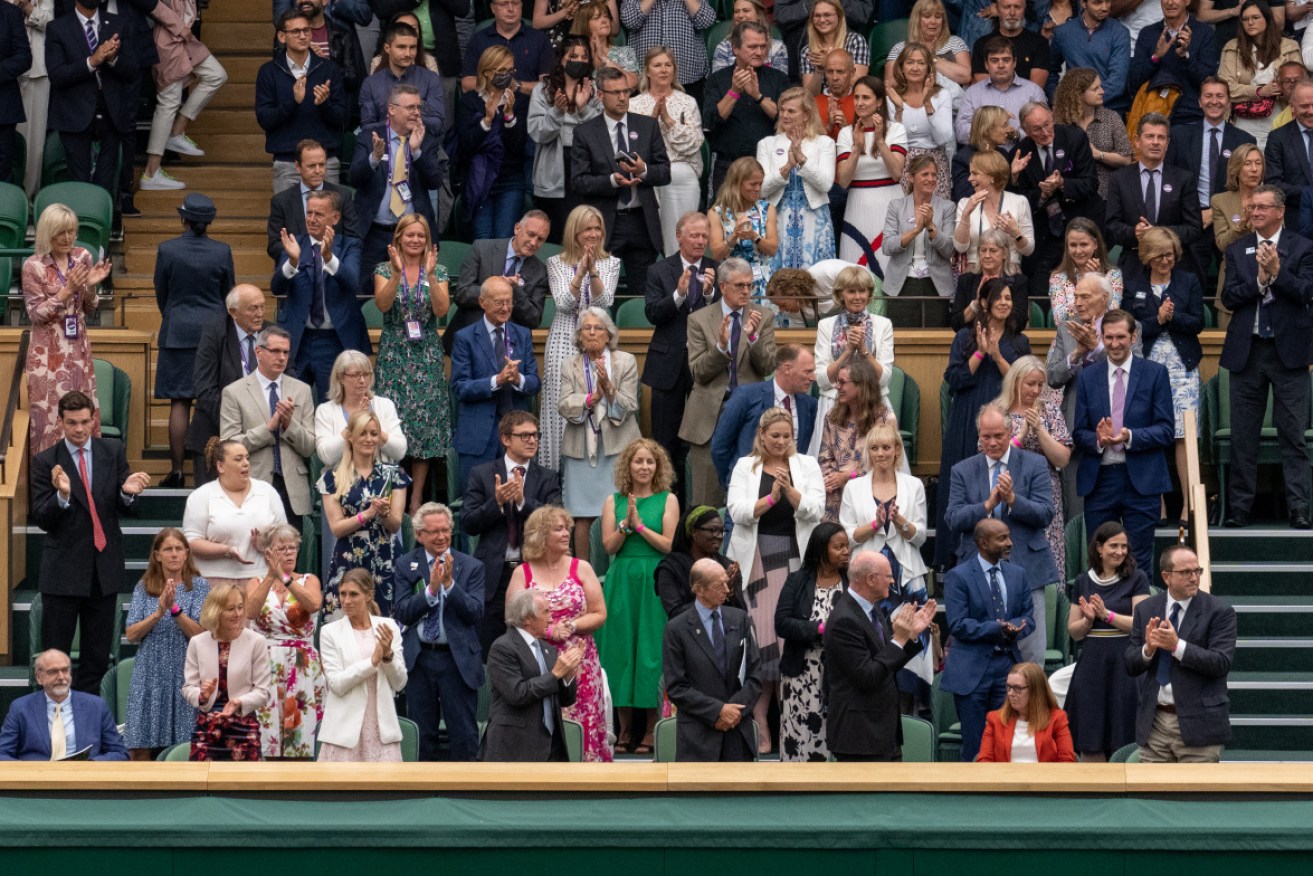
[
  {"xmin": 400, "ymin": 264, "xmax": 425, "ymax": 314},
  {"xmin": 52, "ymin": 256, "xmax": 81, "ymax": 311}
]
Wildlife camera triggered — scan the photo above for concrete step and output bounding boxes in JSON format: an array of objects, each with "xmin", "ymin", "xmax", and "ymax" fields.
[
  {"xmin": 1231, "ymin": 597, "xmax": 1313, "ymax": 638},
  {"xmin": 204, "ymin": 0, "xmax": 270, "ymax": 22},
  {"xmin": 128, "ymin": 163, "xmax": 273, "ymax": 190},
  {"xmin": 135, "ymin": 189, "xmax": 275, "ymax": 220},
  {"xmin": 205, "ymin": 23, "xmax": 275, "ymax": 54},
  {"xmin": 128, "ymin": 244, "xmax": 273, "ymax": 277},
  {"xmin": 1232, "ymin": 638, "xmax": 1313, "ymax": 673},
  {"xmin": 182, "ymin": 109, "xmax": 266, "ymax": 139},
  {"xmin": 1208, "ymin": 528, "xmax": 1313, "ymax": 564},
  {"xmin": 1210, "ymin": 562, "xmax": 1313, "ymax": 597},
  {"xmin": 1228, "ymin": 672, "xmax": 1313, "ymax": 714},
  {"xmin": 1228, "ymin": 715, "xmax": 1313, "ymax": 751}
]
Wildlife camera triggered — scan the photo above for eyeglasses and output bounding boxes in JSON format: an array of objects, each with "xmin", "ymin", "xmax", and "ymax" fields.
[
  {"xmin": 511, "ymin": 431, "xmax": 540, "ymax": 440},
  {"xmin": 417, "ymin": 528, "xmax": 452, "ymax": 537},
  {"xmin": 1166, "ymin": 568, "xmax": 1204, "ymax": 578},
  {"xmin": 271, "ymin": 544, "xmax": 300, "ymax": 554},
  {"xmin": 695, "ymin": 526, "xmax": 726, "ymax": 537},
  {"xmin": 283, "ymin": 27, "xmax": 313, "ymax": 36},
  {"xmin": 722, "ymin": 280, "xmax": 753, "ymax": 290},
  {"xmin": 1005, "ymin": 684, "xmax": 1028, "ymax": 694},
  {"xmin": 600, "ymin": 89, "xmax": 630, "ymax": 97},
  {"xmin": 343, "ymin": 371, "xmax": 372, "ymax": 380}
]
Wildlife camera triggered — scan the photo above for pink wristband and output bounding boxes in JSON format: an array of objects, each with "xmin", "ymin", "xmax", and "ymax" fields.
[
  {"xmin": 356, "ymin": 513, "xmax": 365, "ymax": 526},
  {"xmin": 849, "ymin": 470, "xmax": 859, "ymax": 480},
  {"xmin": 818, "ymin": 621, "xmax": 825, "ymax": 635},
  {"xmin": 1010, "ymin": 437, "xmax": 1023, "ymax": 448},
  {"xmin": 766, "ymin": 494, "xmax": 776, "ymax": 508},
  {"xmin": 1107, "ymin": 611, "xmax": 1116, "ymax": 623},
  {"xmin": 972, "ymin": 351, "xmax": 985, "ymax": 362},
  {"xmin": 727, "ymin": 89, "xmax": 741, "ymax": 99},
  {"xmin": 635, "ymin": 522, "xmax": 646, "ymax": 533}
]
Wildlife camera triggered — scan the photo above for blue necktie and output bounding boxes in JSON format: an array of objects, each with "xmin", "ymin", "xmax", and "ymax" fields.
[
  {"xmin": 532, "ymin": 640, "xmax": 554, "ymax": 733},
  {"xmin": 309, "ymin": 243, "xmax": 326, "ymax": 329},
  {"xmin": 1155, "ymin": 602, "xmax": 1182, "ymax": 686},
  {"xmin": 243, "ymin": 335, "xmax": 256, "ymax": 375},
  {"xmin": 422, "ymin": 556, "xmax": 446, "ymax": 642},
  {"xmin": 709, "ymin": 609, "xmax": 726, "ymax": 672},
  {"xmin": 268, "ymin": 381, "xmax": 283, "ymax": 476},
  {"xmin": 869, "ymin": 606, "xmax": 886, "ymax": 644},
  {"xmin": 989, "ymin": 460, "xmax": 1003, "ymax": 518},
  {"xmin": 988, "ymin": 566, "xmax": 1006, "ymax": 619},
  {"xmin": 687, "ymin": 263, "xmax": 702, "ymax": 310}
]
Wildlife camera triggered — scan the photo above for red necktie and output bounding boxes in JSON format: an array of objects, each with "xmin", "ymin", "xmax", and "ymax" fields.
[
  {"xmin": 78, "ymin": 448, "xmax": 107, "ymax": 552},
  {"xmin": 782, "ymin": 395, "xmax": 792, "ymax": 413}
]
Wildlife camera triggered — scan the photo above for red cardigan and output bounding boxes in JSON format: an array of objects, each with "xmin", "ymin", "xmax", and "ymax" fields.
[{"xmin": 975, "ymin": 708, "xmax": 1077, "ymax": 762}]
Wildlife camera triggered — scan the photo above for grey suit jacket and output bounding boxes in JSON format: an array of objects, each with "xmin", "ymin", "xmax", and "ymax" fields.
[
  {"xmin": 881, "ymin": 194, "xmax": 957, "ymax": 297},
  {"xmin": 480, "ymin": 628, "xmax": 577, "ymax": 762},
  {"xmin": 558, "ymin": 350, "xmax": 642, "ymax": 461},
  {"xmin": 677, "ymin": 302, "xmax": 776, "ymax": 445},
  {"xmin": 219, "ymin": 372, "xmax": 317, "ymax": 515},
  {"xmin": 1045, "ymin": 316, "xmax": 1143, "ymax": 424}
]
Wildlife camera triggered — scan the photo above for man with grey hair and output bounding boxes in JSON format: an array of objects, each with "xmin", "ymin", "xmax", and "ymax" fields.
[
  {"xmin": 220, "ymin": 325, "xmax": 316, "ymax": 529},
  {"xmin": 663, "ymin": 558, "xmax": 762, "ymax": 762},
  {"xmin": 188, "ymin": 284, "xmax": 271, "ymax": 484},
  {"xmin": 447, "ymin": 210, "xmax": 552, "ymax": 355},
  {"xmin": 393, "ymin": 502, "xmax": 485, "ymax": 761},
  {"xmin": 679, "ymin": 257, "xmax": 777, "ymax": 506},
  {"xmin": 0, "ymin": 650, "xmax": 127, "ymax": 760},
  {"xmin": 480, "ymin": 590, "xmax": 581, "ymax": 762},
  {"xmin": 824, "ymin": 553, "xmax": 936, "ymax": 762}
]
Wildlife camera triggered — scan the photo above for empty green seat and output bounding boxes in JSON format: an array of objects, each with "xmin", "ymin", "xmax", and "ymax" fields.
[
  {"xmin": 614, "ymin": 297, "xmax": 652, "ymax": 328},
  {"xmin": 35, "ymin": 182, "xmax": 114, "ymax": 259}
]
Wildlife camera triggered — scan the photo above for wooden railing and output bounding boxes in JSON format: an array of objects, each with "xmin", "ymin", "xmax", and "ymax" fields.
[{"xmin": 1182, "ymin": 410, "xmax": 1212, "ymax": 593}]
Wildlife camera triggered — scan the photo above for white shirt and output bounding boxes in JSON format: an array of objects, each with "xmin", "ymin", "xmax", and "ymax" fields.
[
  {"xmin": 257, "ymin": 372, "xmax": 284, "ymax": 403},
  {"xmin": 1010, "ymin": 719, "xmax": 1038, "ymax": 762},
  {"xmin": 1147, "ymin": 594, "xmax": 1193, "ymax": 706},
  {"xmin": 46, "ymin": 693, "xmax": 76, "ymax": 756},
  {"xmin": 182, "ymin": 479, "xmax": 287, "ymax": 579},
  {"xmin": 286, "ymin": 51, "xmax": 310, "ymax": 79},
  {"xmin": 1139, "ymin": 162, "xmax": 1164, "ymax": 212}
]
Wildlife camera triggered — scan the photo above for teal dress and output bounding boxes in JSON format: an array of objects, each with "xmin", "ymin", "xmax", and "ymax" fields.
[
  {"xmin": 596, "ymin": 492, "xmax": 670, "ymax": 709},
  {"xmin": 373, "ymin": 263, "xmax": 451, "ymax": 458}
]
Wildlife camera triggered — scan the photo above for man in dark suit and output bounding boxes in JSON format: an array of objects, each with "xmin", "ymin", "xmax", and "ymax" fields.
[
  {"xmin": 662, "ymin": 559, "xmax": 762, "ymax": 762},
  {"xmin": 944, "ymin": 405, "xmax": 1058, "ymax": 667},
  {"xmin": 710, "ymin": 345, "xmax": 818, "ymax": 490},
  {"xmin": 272, "ymin": 189, "xmax": 369, "ymax": 404},
  {"xmin": 571, "ymin": 66, "xmax": 671, "ymax": 303},
  {"xmin": 1125, "ymin": 544, "xmax": 1236, "ymax": 762},
  {"xmin": 445, "ymin": 212, "xmax": 551, "ymax": 356},
  {"xmin": 45, "ymin": 0, "xmax": 138, "ymax": 199},
  {"xmin": 940, "ymin": 518, "xmax": 1034, "ymax": 762},
  {"xmin": 1219, "ymin": 184, "xmax": 1313, "ymax": 529},
  {"xmin": 1105, "ymin": 112, "xmax": 1203, "ymax": 284},
  {"xmin": 824, "ymin": 552, "xmax": 935, "ymax": 762},
  {"xmin": 0, "ymin": 649, "xmax": 127, "ymax": 760},
  {"xmin": 1072, "ymin": 310, "xmax": 1176, "ymax": 575},
  {"xmin": 462, "ymin": 411, "xmax": 562, "ymax": 657},
  {"xmin": 392, "ymin": 502, "xmax": 485, "ymax": 762},
  {"xmin": 29, "ymin": 392, "xmax": 151, "ymax": 694},
  {"xmin": 451, "ymin": 278, "xmax": 542, "ymax": 487},
  {"xmin": 0, "ymin": 0, "xmax": 32, "ymax": 186},
  {"xmin": 266, "ymin": 139, "xmax": 362, "ymax": 262},
  {"xmin": 480, "ymin": 589, "xmax": 580, "ymax": 762},
  {"xmin": 187, "ymin": 284, "xmax": 271, "ymax": 484},
  {"xmin": 1264, "ymin": 80, "xmax": 1313, "ymax": 215},
  {"xmin": 347, "ymin": 83, "xmax": 444, "ymax": 296},
  {"xmin": 1011, "ymin": 102, "xmax": 1101, "ymax": 301},
  {"xmin": 1126, "ymin": 0, "xmax": 1220, "ymax": 127},
  {"xmin": 642, "ymin": 211, "xmax": 718, "ymax": 500}
]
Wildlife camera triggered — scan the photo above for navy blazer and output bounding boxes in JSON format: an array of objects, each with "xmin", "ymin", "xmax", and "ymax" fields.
[
  {"xmin": 446, "ymin": 236, "xmax": 549, "ymax": 356},
  {"xmin": 449, "ymin": 319, "xmax": 541, "ymax": 456},
  {"xmin": 391, "ymin": 546, "xmax": 486, "ymax": 692},
  {"xmin": 347, "ymin": 123, "xmax": 444, "ymax": 231},
  {"xmin": 45, "ymin": 10, "xmax": 138, "ymax": 134},
  {"xmin": 265, "ymin": 182, "xmax": 363, "ymax": 261},
  {"xmin": 272, "ymin": 234, "xmax": 371, "ymax": 360},
  {"xmin": 1264, "ymin": 119, "xmax": 1313, "ymax": 214},
  {"xmin": 1125, "ymin": 590, "xmax": 1236, "ymax": 748},
  {"xmin": 0, "ymin": 2, "xmax": 32, "ymax": 127},
  {"xmin": 944, "ymin": 448, "xmax": 1060, "ymax": 589},
  {"xmin": 461, "ymin": 458, "xmax": 562, "ymax": 574},
  {"xmin": 1011, "ymin": 125, "xmax": 1101, "ymax": 243},
  {"xmin": 254, "ymin": 51, "xmax": 346, "ymax": 160},
  {"xmin": 155, "ymin": 232, "xmax": 235, "ymax": 350},
  {"xmin": 1128, "ymin": 16, "xmax": 1219, "ymax": 126},
  {"xmin": 0, "ymin": 691, "xmax": 127, "ymax": 760},
  {"xmin": 571, "ymin": 112, "xmax": 672, "ymax": 254},
  {"xmin": 1105, "ymin": 162, "xmax": 1203, "ymax": 279},
  {"xmin": 1166, "ymin": 121, "xmax": 1255, "ymax": 204},
  {"xmin": 641, "ymin": 252, "xmax": 719, "ymax": 392},
  {"xmin": 1124, "ymin": 268, "xmax": 1205, "ymax": 371},
  {"xmin": 1072, "ymin": 358, "xmax": 1176, "ymax": 497},
  {"xmin": 940, "ymin": 558, "xmax": 1034, "ymax": 697},
  {"xmin": 710, "ymin": 381, "xmax": 819, "ymax": 488},
  {"xmin": 1220, "ymin": 230, "xmax": 1313, "ymax": 372}
]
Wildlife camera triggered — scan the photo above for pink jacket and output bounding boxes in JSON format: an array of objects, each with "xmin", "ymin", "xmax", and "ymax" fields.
[
  {"xmin": 183, "ymin": 629, "xmax": 274, "ymax": 716},
  {"xmin": 152, "ymin": 0, "xmax": 210, "ymax": 87}
]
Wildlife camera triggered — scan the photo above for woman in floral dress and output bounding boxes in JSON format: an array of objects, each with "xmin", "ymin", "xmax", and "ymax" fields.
[
  {"xmin": 817, "ymin": 359, "xmax": 891, "ymax": 522},
  {"xmin": 318, "ymin": 410, "xmax": 412, "ymax": 618},
  {"xmin": 1048, "ymin": 218, "xmax": 1122, "ymax": 326},
  {"xmin": 183, "ymin": 583, "xmax": 270, "ymax": 761},
  {"xmin": 760, "ymin": 88, "xmax": 837, "ymax": 273},
  {"xmin": 709, "ymin": 157, "xmax": 779, "ymax": 309},
  {"xmin": 507, "ymin": 506, "xmax": 611, "ymax": 761},
  {"xmin": 247, "ymin": 524, "xmax": 325, "ymax": 760},
  {"xmin": 373, "ymin": 215, "xmax": 449, "ymax": 515}
]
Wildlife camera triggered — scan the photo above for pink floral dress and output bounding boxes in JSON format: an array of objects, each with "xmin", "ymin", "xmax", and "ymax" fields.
[
  {"xmin": 252, "ymin": 582, "xmax": 325, "ymax": 759},
  {"xmin": 524, "ymin": 558, "xmax": 612, "ymax": 763}
]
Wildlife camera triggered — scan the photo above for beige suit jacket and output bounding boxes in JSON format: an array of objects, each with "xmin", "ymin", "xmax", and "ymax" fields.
[
  {"xmin": 219, "ymin": 371, "xmax": 317, "ymax": 515},
  {"xmin": 558, "ymin": 350, "xmax": 643, "ymax": 461},
  {"xmin": 678, "ymin": 302, "xmax": 776, "ymax": 445}
]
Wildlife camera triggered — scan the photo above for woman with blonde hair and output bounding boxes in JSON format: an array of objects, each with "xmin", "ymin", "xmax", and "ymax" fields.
[
  {"xmin": 506, "ymin": 505, "xmax": 610, "ymax": 759},
  {"xmin": 1052, "ymin": 68, "xmax": 1134, "ymax": 200},
  {"xmin": 541, "ymin": 205, "xmax": 622, "ymax": 472},
  {"xmin": 709, "ymin": 157, "xmax": 779, "ymax": 307},
  {"xmin": 976, "ymin": 662, "xmax": 1076, "ymax": 763},
  {"xmin": 811, "ymin": 264, "xmax": 894, "ymax": 454},
  {"xmin": 23, "ymin": 203, "xmax": 112, "ymax": 452},
  {"xmin": 951, "ymin": 105, "xmax": 1013, "ymax": 202},
  {"xmin": 726, "ymin": 408, "xmax": 825, "ymax": 753},
  {"xmin": 458, "ymin": 45, "xmax": 532, "ymax": 238},
  {"xmin": 882, "ymin": 153, "xmax": 958, "ymax": 326},
  {"xmin": 761, "ymin": 87, "xmax": 837, "ymax": 272},
  {"xmin": 887, "ymin": 43, "xmax": 954, "ymax": 200},
  {"xmin": 883, "ymin": 0, "xmax": 972, "ymax": 86},
  {"xmin": 317, "ymin": 569, "xmax": 408, "ymax": 762},
  {"xmin": 954, "ymin": 149, "xmax": 1034, "ymax": 275},
  {"xmin": 798, "ymin": 0, "xmax": 869, "ymax": 95},
  {"xmin": 817, "ymin": 358, "xmax": 893, "ymax": 521},
  {"xmin": 314, "ymin": 350, "xmax": 407, "ymax": 469},
  {"xmin": 631, "ymin": 47, "xmax": 704, "ymax": 256},
  {"xmin": 318, "ymin": 409, "xmax": 411, "ymax": 618},
  {"xmin": 182, "ymin": 583, "xmax": 272, "ymax": 760},
  {"xmin": 837, "ymin": 76, "xmax": 907, "ymax": 275},
  {"xmin": 246, "ymin": 523, "xmax": 324, "ymax": 760}
]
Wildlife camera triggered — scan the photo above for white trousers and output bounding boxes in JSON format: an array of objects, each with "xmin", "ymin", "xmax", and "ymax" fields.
[{"xmin": 147, "ymin": 54, "xmax": 229, "ymax": 156}]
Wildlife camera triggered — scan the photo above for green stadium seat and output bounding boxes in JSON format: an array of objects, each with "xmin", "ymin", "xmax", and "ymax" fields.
[
  {"xmin": 563, "ymin": 718, "xmax": 584, "ymax": 762},
  {"xmin": 653, "ymin": 715, "xmax": 761, "ymax": 761},
  {"xmin": 41, "ymin": 131, "xmax": 67, "ymax": 189},
  {"xmin": 589, "ymin": 516, "xmax": 610, "ymax": 581},
  {"xmin": 614, "ymin": 297, "xmax": 652, "ymax": 328},
  {"xmin": 159, "ymin": 742, "xmax": 191, "ymax": 761},
  {"xmin": 1064, "ymin": 514, "xmax": 1086, "ymax": 587},
  {"xmin": 361, "ymin": 298, "xmax": 385, "ymax": 329},
  {"xmin": 1044, "ymin": 583, "xmax": 1072, "ymax": 673},
  {"xmin": 1109, "ymin": 742, "xmax": 1140, "ymax": 763},
  {"xmin": 35, "ymin": 182, "xmax": 114, "ymax": 260},
  {"xmin": 98, "ymin": 655, "xmax": 134, "ymax": 726},
  {"xmin": 540, "ymin": 297, "xmax": 556, "ymax": 328},
  {"xmin": 869, "ymin": 19, "xmax": 909, "ymax": 62},
  {"xmin": 93, "ymin": 358, "xmax": 132, "ymax": 444},
  {"xmin": 9, "ymin": 131, "xmax": 24, "ymax": 186},
  {"xmin": 900, "ymin": 714, "xmax": 935, "ymax": 762},
  {"xmin": 438, "ymin": 239, "xmax": 472, "ymax": 276},
  {"xmin": 537, "ymin": 241, "xmax": 563, "ymax": 262},
  {"xmin": 931, "ymin": 674, "xmax": 962, "ymax": 762},
  {"xmin": 1202, "ymin": 301, "xmax": 1215, "ymax": 329},
  {"xmin": 1029, "ymin": 301, "xmax": 1044, "ymax": 331},
  {"xmin": 398, "ymin": 716, "xmax": 420, "ymax": 762},
  {"xmin": 886, "ymin": 365, "xmax": 920, "ymax": 466},
  {"xmin": 0, "ymin": 181, "xmax": 29, "ymax": 250}
]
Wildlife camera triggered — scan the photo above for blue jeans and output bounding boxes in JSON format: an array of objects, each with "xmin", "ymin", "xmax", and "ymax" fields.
[{"xmin": 472, "ymin": 176, "xmax": 525, "ymax": 241}]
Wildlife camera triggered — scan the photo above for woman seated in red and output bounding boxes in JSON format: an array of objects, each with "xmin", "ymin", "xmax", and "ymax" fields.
[{"xmin": 976, "ymin": 662, "xmax": 1075, "ymax": 763}]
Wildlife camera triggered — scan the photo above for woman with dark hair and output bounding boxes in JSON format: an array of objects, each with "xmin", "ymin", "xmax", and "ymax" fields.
[
  {"xmin": 836, "ymin": 75, "xmax": 906, "ymax": 275},
  {"xmin": 655, "ymin": 506, "xmax": 746, "ymax": 618},
  {"xmin": 976, "ymin": 662, "xmax": 1076, "ymax": 762},
  {"xmin": 1048, "ymin": 216, "xmax": 1122, "ymax": 325},
  {"xmin": 1052, "ymin": 68, "xmax": 1134, "ymax": 201},
  {"xmin": 775, "ymin": 522, "xmax": 849, "ymax": 762},
  {"xmin": 458, "ymin": 45, "xmax": 532, "ymax": 239},
  {"xmin": 1218, "ymin": 0, "xmax": 1300, "ymax": 149},
  {"xmin": 1064, "ymin": 522, "xmax": 1151, "ymax": 762},
  {"xmin": 887, "ymin": 42, "xmax": 954, "ymax": 200},
  {"xmin": 933, "ymin": 277, "xmax": 1030, "ymax": 568},
  {"xmin": 529, "ymin": 36, "xmax": 601, "ymax": 240}
]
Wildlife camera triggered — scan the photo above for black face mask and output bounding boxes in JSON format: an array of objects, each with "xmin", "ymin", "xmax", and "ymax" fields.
[
  {"xmin": 491, "ymin": 71, "xmax": 515, "ymax": 90},
  {"xmin": 563, "ymin": 60, "xmax": 592, "ymax": 80}
]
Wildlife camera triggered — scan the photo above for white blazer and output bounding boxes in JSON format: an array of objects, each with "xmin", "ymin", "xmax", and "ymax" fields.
[
  {"xmin": 317, "ymin": 615, "xmax": 408, "ymax": 749},
  {"xmin": 952, "ymin": 189, "xmax": 1035, "ymax": 274},
  {"xmin": 313, "ymin": 396, "xmax": 408, "ymax": 468},
  {"xmin": 726, "ymin": 453, "xmax": 826, "ymax": 572},
  {"xmin": 813, "ymin": 312, "xmax": 895, "ymax": 403},
  {"xmin": 757, "ymin": 133, "xmax": 837, "ymax": 210},
  {"xmin": 838, "ymin": 471, "xmax": 928, "ymax": 586}
]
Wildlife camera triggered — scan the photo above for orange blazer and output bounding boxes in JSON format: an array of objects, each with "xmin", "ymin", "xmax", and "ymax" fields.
[{"xmin": 975, "ymin": 708, "xmax": 1076, "ymax": 763}]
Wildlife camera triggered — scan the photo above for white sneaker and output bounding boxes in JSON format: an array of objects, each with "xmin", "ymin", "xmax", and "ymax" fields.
[
  {"xmin": 139, "ymin": 169, "xmax": 186, "ymax": 191},
  {"xmin": 165, "ymin": 134, "xmax": 205, "ymax": 157}
]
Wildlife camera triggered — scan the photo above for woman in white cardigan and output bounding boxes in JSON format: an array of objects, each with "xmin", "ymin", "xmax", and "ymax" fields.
[
  {"xmin": 757, "ymin": 87, "xmax": 837, "ymax": 272},
  {"xmin": 726, "ymin": 407, "xmax": 825, "ymax": 745},
  {"xmin": 313, "ymin": 350, "xmax": 407, "ymax": 468},
  {"xmin": 953, "ymin": 148, "xmax": 1034, "ymax": 275},
  {"xmin": 318, "ymin": 569, "xmax": 408, "ymax": 762}
]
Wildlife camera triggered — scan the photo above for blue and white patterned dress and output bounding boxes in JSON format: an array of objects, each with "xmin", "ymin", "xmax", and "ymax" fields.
[
  {"xmin": 715, "ymin": 201, "xmax": 773, "ymax": 308},
  {"xmin": 317, "ymin": 463, "xmax": 412, "ymax": 618},
  {"xmin": 125, "ymin": 577, "xmax": 210, "ymax": 749},
  {"xmin": 773, "ymin": 171, "xmax": 836, "ymax": 274},
  {"xmin": 1146, "ymin": 281, "xmax": 1201, "ymax": 439}
]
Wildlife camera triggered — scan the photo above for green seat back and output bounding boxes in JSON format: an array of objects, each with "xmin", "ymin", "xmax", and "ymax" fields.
[
  {"xmin": 1064, "ymin": 514, "xmax": 1086, "ymax": 584},
  {"xmin": 35, "ymin": 182, "xmax": 114, "ymax": 257},
  {"xmin": 1109, "ymin": 742, "xmax": 1139, "ymax": 763},
  {"xmin": 361, "ymin": 299, "xmax": 385, "ymax": 329},
  {"xmin": 536, "ymin": 242, "xmax": 563, "ymax": 262},
  {"xmin": 900, "ymin": 714, "xmax": 935, "ymax": 762},
  {"xmin": 398, "ymin": 716, "xmax": 419, "ymax": 762},
  {"xmin": 0, "ymin": 181, "xmax": 29, "ymax": 250},
  {"xmin": 160, "ymin": 743, "xmax": 191, "ymax": 761},
  {"xmin": 869, "ymin": 19, "xmax": 909, "ymax": 61},
  {"xmin": 654, "ymin": 716, "xmax": 678, "ymax": 762},
  {"xmin": 438, "ymin": 240, "xmax": 472, "ymax": 276},
  {"xmin": 704, "ymin": 19, "xmax": 733, "ymax": 52},
  {"xmin": 1202, "ymin": 302, "xmax": 1216, "ymax": 329},
  {"xmin": 887, "ymin": 365, "xmax": 920, "ymax": 466},
  {"xmin": 614, "ymin": 297, "xmax": 653, "ymax": 328},
  {"xmin": 41, "ymin": 130, "xmax": 67, "ymax": 189},
  {"xmin": 563, "ymin": 718, "xmax": 584, "ymax": 763},
  {"xmin": 1029, "ymin": 301, "xmax": 1044, "ymax": 331},
  {"xmin": 540, "ymin": 297, "xmax": 556, "ymax": 329},
  {"xmin": 98, "ymin": 655, "xmax": 135, "ymax": 725},
  {"xmin": 589, "ymin": 516, "xmax": 610, "ymax": 579}
]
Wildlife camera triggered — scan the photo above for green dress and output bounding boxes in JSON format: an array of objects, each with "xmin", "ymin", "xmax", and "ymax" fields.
[
  {"xmin": 596, "ymin": 491, "xmax": 670, "ymax": 709},
  {"xmin": 373, "ymin": 263, "xmax": 451, "ymax": 458}
]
